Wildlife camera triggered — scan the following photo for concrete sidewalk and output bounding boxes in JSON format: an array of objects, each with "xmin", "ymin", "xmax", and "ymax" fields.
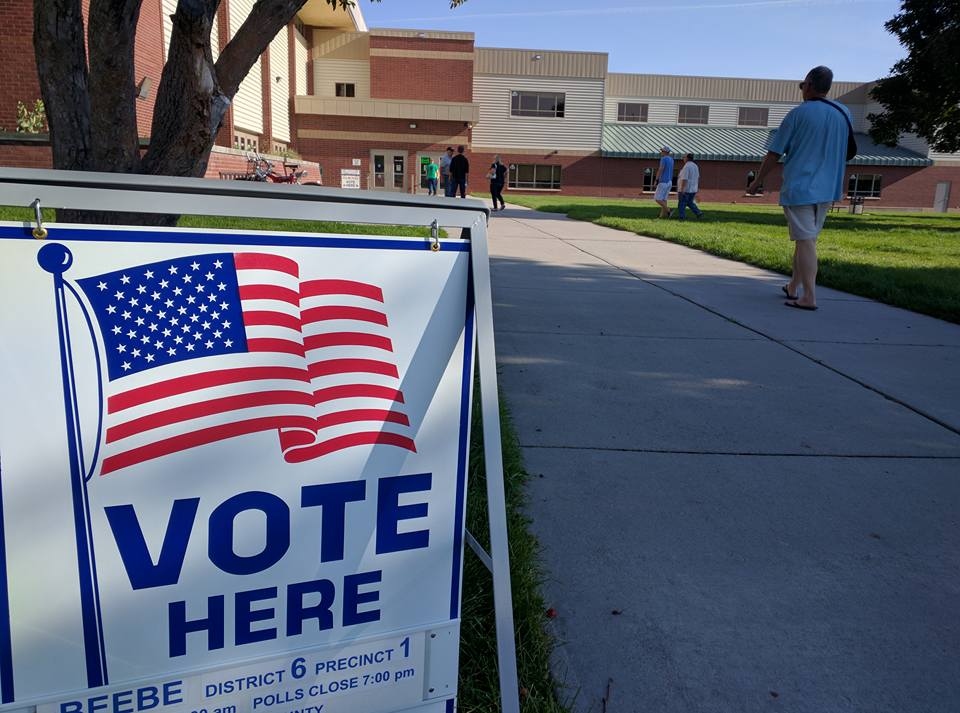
[{"xmin": 484, "ymin": 206, "xmax": 960, "ymax": 713}]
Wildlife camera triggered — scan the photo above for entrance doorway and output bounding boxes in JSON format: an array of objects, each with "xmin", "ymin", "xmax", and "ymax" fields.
[
  {"xmin": 934, "ymin": 181, "xmax": 951, "ymax": 213},
  {"xmin": 370, "ymin": 150, "xmax": 407, "ymax": 191}
]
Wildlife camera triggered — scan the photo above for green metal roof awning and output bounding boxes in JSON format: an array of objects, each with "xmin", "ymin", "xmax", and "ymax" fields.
[{"xmin": 601, "ymin": 124, "xmax": 933, "ymax": 167}]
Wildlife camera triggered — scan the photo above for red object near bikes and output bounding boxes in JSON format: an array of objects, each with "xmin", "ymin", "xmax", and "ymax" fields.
[{"xmin": 242, "ymin": 152, "xmax": 307, "ymax": 184}]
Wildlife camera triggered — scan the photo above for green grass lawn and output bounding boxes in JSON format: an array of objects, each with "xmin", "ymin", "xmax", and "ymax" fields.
[
  {"xmin": 500, "ymin": 195, "xmax": 960, "ymax": 323},
  {"xmin": 0, "ymin": 205, "xmax": 567, "ymax": 712}
]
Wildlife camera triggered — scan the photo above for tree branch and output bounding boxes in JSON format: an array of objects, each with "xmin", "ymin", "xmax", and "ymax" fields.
[
  {"xmin": 33, "ymin": 0, "xmax": 91, "ymax": 170},
  {"xmin": 88, "ymin": 0, "xmax": 145, "ymax": 172},
  {"xmin": 140, "ymin": 0, "xmax": 223, "ymax": 176},
  {"xmin": 215, "ymin": 0, "xmax": 308, "ymax": 98}
]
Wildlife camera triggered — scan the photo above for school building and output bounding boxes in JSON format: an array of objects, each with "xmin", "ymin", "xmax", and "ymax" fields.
[{"xmin": 0, "ymin": 0, "xmax": 956, "ymax": 210}]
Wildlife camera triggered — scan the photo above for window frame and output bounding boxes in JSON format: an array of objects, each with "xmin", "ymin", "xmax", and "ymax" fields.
[
  {"xmin": 510, "ymin": 91, "xmax": 566, "ymax": 119},
  {"xmin": 737, "ymin": 107, "xmax": 769, "ymax": 127},
  {"xmin": 617, "ymin": 102, "xmax": 649, "ymax": 123},
  {"xmin": 335, "ymin": 82, "xmax": 356, "ymax": 98},
  {"xmin": 677, "ymin": 104, "xmax": 709, "ymax": 125},
  {"xmin": 641, "ymin": 166, "xmax": 678, "ymax": 193},
  {"xmin": 847, "ymin": 173, "xmax": 882, "ymax": 199},
  {"xmin": 507, "ymin": 163, "xmax": 562, "ymax": 190}
]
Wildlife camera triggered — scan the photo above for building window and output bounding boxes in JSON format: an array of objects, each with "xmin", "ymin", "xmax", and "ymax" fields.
[
  {"xmin": 335, "ymin": 83, "xmax": 356, "ymax": 97},
  {"xmin": 738, "ymin": 107, "xmax": 769, "ymax": 126},
  {"xmin": 642, "ymin": 166, "xmax": 678, "ymax": 193},
  {"xmin": 511, "ymin": 91, "xmax": 565, "ymax": 118},
  {"xmin": 233, "ymin": 133, "xmax": 258, "ymax": 153},
  {"xmin": 617, "ymin": 102, "xmax": 648, "ymax": 122},
  {"xmin": 848, "ymin": 173, "xmax": 882, "ymax": 198},
  {"xmin": 678, "ymin": 104, "xmax": 709, "ymax": 125},
  {"xmin": 508, "ymin": 164, "xmax": 562, "ymax": 189}
]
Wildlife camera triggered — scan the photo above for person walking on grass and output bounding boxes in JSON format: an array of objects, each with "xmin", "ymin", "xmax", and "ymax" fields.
[
  {"xmin": 748, "ymin": 65, "xmax": 850, "ymax": 311},
  {"xmin": 654, "ymin": 146, "xmax": 674, "ymax": 218},
  {"xmin": 676, "ymin": 153, "xmax": 704, "ymax": 220},
  {"xmin": 488, "ymin": 155, "xmax": 507, "ymax": 211}
]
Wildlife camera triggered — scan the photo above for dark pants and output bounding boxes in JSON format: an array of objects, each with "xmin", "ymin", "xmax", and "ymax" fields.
[
  {"xmin": 490, "ymin": 182, "xmax": 505, "ymax": 209},
  {"xmin": 452, "ymin": 177, "xmax": 467, "ymax": 198},
  {"xmin": 427, "ymin": 178, "xmax": 437, "ymax": 195},
  {"xmin": 677, "ymin": 192, "xmax": 702, "ymax": 218},
  {"xmin": 442, "ymin": 175, "xmax": 454, "ymax": 197}
]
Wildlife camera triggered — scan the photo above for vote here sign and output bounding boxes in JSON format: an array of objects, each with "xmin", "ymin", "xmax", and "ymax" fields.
[{"xmin": 0, "ymin": 223, "xmax": 474, "ymax": 713}]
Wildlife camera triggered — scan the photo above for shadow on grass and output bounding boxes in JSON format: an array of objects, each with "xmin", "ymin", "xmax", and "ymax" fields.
[
  {"xmin": 530, "ymin": 202, "xmax": 960, "ymax": 234},
  {"xmin": 506, "ymin": 200, "xmax": 960, "ymax": 324}
]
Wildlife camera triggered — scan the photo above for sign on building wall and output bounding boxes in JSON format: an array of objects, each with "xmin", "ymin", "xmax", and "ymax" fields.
[
  {"xmin": 340, "ymin": 169, "xmax": 361, "ymax": 190},
  {"xmin": 0, "ymin": 224, "xmax": 474, "ymax": 713}
]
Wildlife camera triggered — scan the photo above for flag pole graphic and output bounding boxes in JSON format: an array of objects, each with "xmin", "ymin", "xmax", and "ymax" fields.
[{"xmin": 38, "ymin": 243, "xmax": 108, "ymax": 688}]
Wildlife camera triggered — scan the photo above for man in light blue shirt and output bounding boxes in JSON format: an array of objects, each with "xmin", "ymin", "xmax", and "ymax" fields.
[
  {"xmin": 749, "ymin": 66, "xmax": 850, "ymax": 311},
  {"xmin": 654, "ymin": 146, "xmax": 675, "ymax": 218}
]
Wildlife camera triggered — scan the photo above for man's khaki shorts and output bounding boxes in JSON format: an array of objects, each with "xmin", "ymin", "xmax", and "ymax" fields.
[{"xmin": 783, "ymin": 203, "xmax": 832, "ymax": 241}]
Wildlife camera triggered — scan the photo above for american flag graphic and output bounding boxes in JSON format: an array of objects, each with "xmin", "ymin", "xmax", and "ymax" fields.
[{"xmin": 77, "ymin": 252, "xmax": 415, "ymax": 475}]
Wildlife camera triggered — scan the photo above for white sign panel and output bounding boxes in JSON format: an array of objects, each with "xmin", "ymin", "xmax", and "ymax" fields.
[
  {"xmin": 0, "ymin": 224, "xmax": 474, "ymax": 713},
  {"xmin": 340, "ymin": 170, "xmax": 361, "ymax": 190}
]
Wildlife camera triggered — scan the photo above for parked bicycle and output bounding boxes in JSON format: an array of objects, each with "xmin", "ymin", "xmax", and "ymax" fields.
[{"xmin": 241, "ymin": 151, "xmax": 308, "ymax": 184}]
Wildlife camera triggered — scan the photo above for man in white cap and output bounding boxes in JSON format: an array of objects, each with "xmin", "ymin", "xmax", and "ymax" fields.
[{"xmin": 654, "ymin": 146, "xmax": 674, "ymax": 218}]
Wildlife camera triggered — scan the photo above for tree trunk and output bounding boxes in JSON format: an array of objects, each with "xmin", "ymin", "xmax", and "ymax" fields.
[
  {"xmin": 88, "ymin": 0, "xmax": 145, "ymax": 174},
  {"xmin": 140, "ymin": 0, "xmax": 223, "ymax": 178},
  {"xmin": 34, "ymin": 0, "xmax": 91, "ymax": 172}
]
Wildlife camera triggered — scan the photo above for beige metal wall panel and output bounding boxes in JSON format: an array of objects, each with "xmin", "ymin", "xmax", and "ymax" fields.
[
  {"xmin": 930, "ymin": 151, "xmax": 960, "ymax": 164},
  {"xmin": 311, "ymin": 30, "xmax": 369, "ymax": 60},
  {"xmin": 475, "ymin": 48, "xmax": 607, "ymax": 79},
  {"xmin": 706, "ymin": 104, "xmax": 737, "ymax": 126},
  {"xmin": 313, "ymin": 59, "xmax": 370, "ymax": 98},
  {"xmin": 211, "ymin": 17, "xmax": 219, "ymax": 61},
  {"xmin": 371, "ymin": 28, "xmax": 474, "ymax": 41},
  {"xmin": 293, "ymin": 96, "xmax": 479, "ymax": 123},
  {"xmin": 899, "ymin": 132, "xmax": 931, "ymax": 155},
  {"xmin": 161, "ymin": 0, "xmax": 177, "ymax": 58},
  {"xmin": 769, "ymin": 105, "xmax": 791, "ymax": 126},
  {"xmin": 604, "ymin": 96, "xmax": 870, "ymax": 130},
  {"xmin": 295, "ymin": 27, "xmax": 309, "ymax": 96},
  {"xmin": 270, "ymin": 28, "xmax": 290, "ymax": 143},
  {"xmin": 231, "ymin": 0, "xmax": 263, "ymax": 134},
  {"xmin": 606, "ymin": 73, "xmax": 864, "ymax": 104},
  {"xmin": 164, "ymin": 3, "xmax": 220, "ymax": 60},
  {"xmin": 647, "ymin": 101, "xmax": 678, "ymax": 125},
  {"xmin": 471, "ymin": 75, "xmax": 603, "ymax": 151}
]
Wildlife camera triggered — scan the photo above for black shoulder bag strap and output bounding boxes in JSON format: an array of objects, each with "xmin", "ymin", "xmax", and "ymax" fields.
[{"xmin": 814, "ymin": 97, "xmax": 858, "ymax": 162}]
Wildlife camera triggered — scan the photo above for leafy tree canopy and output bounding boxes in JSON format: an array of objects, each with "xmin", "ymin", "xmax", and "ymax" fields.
[{"xmin": 868, "ymin": 0, "xmax": 960, "ymax": 152}]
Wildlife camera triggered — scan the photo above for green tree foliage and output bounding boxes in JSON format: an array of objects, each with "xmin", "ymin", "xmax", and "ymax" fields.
[{"xmin": 868, "ymin": 0, "xmax": 960, "ymax": 152}]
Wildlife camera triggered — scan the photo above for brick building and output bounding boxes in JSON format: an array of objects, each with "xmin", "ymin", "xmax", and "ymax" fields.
[{"xmin": 1, "ymin": 0, "xmax": 957, "ymax": 209}]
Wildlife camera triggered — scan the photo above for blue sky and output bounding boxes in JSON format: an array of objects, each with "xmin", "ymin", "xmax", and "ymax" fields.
[{"xmin": 359, "ymin": 0, "xmax": 906, "ymax": 83}]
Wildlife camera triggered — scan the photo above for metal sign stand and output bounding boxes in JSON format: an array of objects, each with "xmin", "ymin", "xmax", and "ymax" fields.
[{"xmin": 0, "ymin": 167, "xmax": 519, "ymax": 713}]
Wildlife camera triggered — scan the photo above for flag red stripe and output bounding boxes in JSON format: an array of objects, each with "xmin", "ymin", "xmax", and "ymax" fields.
[
  {"xmin": 300, "ymin": 280, "xmax": 383, "ymax": 301},
  {"xmin": 108, "ymin": 366, "xmax": 310, "ymax": 412},
  {"xmin": 314, "ymin": 409, "xmax": 410, "ymax": 429},
  {"xmin": 247, "ymin": 337, "xmax": 306, "ymax": 357},
  {"xmin": 301, "ymin": 306, "xmax": 388, "ymax": 326},
  {"xmin": 313, "ymin": 385, "xmax": 405, "ymax": 404},
  {"xmin": 239, "ymin": 285, "xmax": 300, "ymax": 305},
  {"xmin": 308, "ymin": 359, "xmax": 399, "ymax": 378},
  {"xmin": 304, "ymin": 332, "xmax": 393, "ymax": 351},
  {"xmin": 101, "ymin": 415, "xmax": 317, "ymax": 475},
  {"xmin": 282, "ymin": 432, "xmax": 417, "ymax": 463},
  {"xmin": 243, "ymin": 310, "xmax": 302, "ymax": 331},
  {"xmin": 235, "ymin": 253, "xmax": 299, "ymax": 277},
  {"xmin": 106, "ymin": 390, "xmax": 316, "ymax": 442}
]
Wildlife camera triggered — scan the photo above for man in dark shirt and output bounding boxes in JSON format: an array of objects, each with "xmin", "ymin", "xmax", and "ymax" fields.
[{"xmin": 449, "ymin": 145, "xmax": 469, "ymax": 199}]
